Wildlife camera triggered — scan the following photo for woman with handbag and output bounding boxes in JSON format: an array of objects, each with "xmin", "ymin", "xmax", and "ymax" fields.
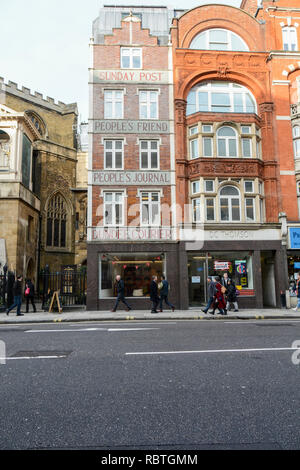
[
  {"xmin": 24, "ymin": 279, "xmax": 37, "ymax": 313},
  {"xmin": 212, "ymin": 276, "xmax": 227, "ymax": 315}
]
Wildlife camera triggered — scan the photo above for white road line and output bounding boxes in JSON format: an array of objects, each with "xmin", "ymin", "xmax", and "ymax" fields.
[
  {"xmin": 25, "ymin": 327, "xmax": 159, "ymax": 333},
  {"xmin": 126, "ymin": 347, "xmax": 299, "ymax": 356},
  {"xmin": 0, "ymin": 356, "xmax": 67, "ymax": 361}
]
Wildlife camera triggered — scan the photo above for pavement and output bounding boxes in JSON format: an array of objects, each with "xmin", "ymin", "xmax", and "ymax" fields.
[{"xmin": 1, "ymin": 303, "xmax": 300, "ymax": 323}]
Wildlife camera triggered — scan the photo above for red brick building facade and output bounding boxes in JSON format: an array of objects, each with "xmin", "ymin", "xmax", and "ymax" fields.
[{"xmin": 88, "ymin": 2, "xmax": 300, "ymax": 310}]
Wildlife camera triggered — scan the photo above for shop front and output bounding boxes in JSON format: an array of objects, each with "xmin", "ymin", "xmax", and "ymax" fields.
[
  {"xmin": 87, "ymin": 242, "xmax": 182, "ymax": 311},
  {"xmin": 185, "ymin": 226, "xmax": 287, "ymax": 309},
  {"xmin": 287, "ymin": 226, "xmax": 300, "ymax": 297}
]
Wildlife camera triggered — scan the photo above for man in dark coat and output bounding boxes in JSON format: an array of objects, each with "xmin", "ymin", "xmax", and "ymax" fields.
[
  {"xmin": 25, "ymin": 279, "xmax": 37, "ymax": 313},
  {"xmin": 6, "ymin": 275, "xmax": 24, "ymax": 316},
  {"xmin": 111, "ymin": 275, "xmax": 132, "ymax": 312},
  {"xmin": 150, "ymin": 275, "xmax": 160, "ymax": 314},
  {"xmin": 159, "ymin": 275, "xmax": 175, "ymax": 312},
  {"xmin": 202, "ymin": 276, "xmax": 216, "ymax": 314}
]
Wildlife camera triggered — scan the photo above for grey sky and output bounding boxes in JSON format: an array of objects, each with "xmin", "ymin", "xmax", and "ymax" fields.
[{"xmin": 1, "ymin": 0, "xmax": 240, "ymax": 122}]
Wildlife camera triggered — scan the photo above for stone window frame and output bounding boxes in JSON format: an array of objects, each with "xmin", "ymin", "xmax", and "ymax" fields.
[
  {"xmin": 45, "ymin": 192, "xmax": 72, "ymax": 252},
  {"xmin": 190, "ymin": 178, "xmax": 264, "ymax": 224},
  {"xmin": 187, "ymin": 81, "xmax": 257, "ymax": 116},
  {"xmin": 187, "ymin": 122, "xmax": 261, "ymax": 160}
]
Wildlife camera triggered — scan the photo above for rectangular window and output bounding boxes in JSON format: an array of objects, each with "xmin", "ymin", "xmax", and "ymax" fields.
[
  {"xmin": 259, "ymin": 198, "xmax": 264, "ymax": 223},
  {"xmin": 241, "ymin": 126, "xmax": 251, "ymax": 134},
  {"xmin": 192, "ymin": 181, "xmax": 200, "ymax": 194},
  {"xmin": 192, "ymin": 198, "xmax": 201, "ymax": 223},
  {"xmin": 206, "ymin": 198, "xmax": 215, "ymax": 221},
  {"xmin": 203, "ymin": 137, "xmax": 213, "ymax": 157},
  {"xmin": 190, "ymin": 126, "xmax": 198, "ymax": 135},
  {"xmin": 104, "ymin": 192, "xmax": 124, "ymax": 226},
  {"xmin": 121, "ymin": 48, "xmax": 142, "ymax": 68},
  {"xmin": 244, "ymin": 180, "xmax": 254, "ymax": 193},
  {"xmin": 283, "ymin": 28, "xmax": 298, "ymax": 51},
  {"xmin": 202, "ymin": 125, "xmax": 212, "ymax": 133},
  {"xmin": 104, "ymin": 90, "xmax": 123, "ymax": 119},
  {"xmin": 190, "ymin": 139, "xmax": 199, "ymax": 159},
  {"xmin": 256, "ymin": 139, "xmax": 261, "ymax": 158},
  {"xmin": 140, "ymin": 141, "xmax": 159, "ymax": 169},
  {"xmin": 204, "ymin": 180, "xmax": 214, "ymax": 192},
  {"xmin": 104, "ymin": 140, "xmax": 123, "ymax": 169},
  {"xmin": 141, "ymin": 192, "xmax": 160, "ymax": 226},
  {"xmin": 245, "ymin": 198, "xmax": 255, "ymax": 221},
  {"xmin": 139, "ymin": 91, "xmax": 158, "ymax": 119},
  {"xmin": 220, "ymin": 197, "xmax": 229, "ymax": 221},
  {"xmin": 231, "ymin": 198, "xmax": 241, "ymax": 221},
  {"xmin": 242, "ymin": 138, "xmax": 252, "ymax": 157},
  {"xmin": 208, "ymin": 251, "xmax": 254, "ymax": 290}
]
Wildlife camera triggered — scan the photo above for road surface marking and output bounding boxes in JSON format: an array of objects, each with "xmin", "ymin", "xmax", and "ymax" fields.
[
  {"xmin": 0, "ymin": 355, "xmax": 67, "ymax": 361},
  {"xmin": 126, "ymin": 347, "xmax": 300, "ymax": 356},
  {"xmin": 25, "ymin": 327, "xmax": 159, "ymax": 333}
]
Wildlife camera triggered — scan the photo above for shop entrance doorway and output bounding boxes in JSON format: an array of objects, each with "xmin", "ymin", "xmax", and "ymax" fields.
[
  {"xmin": 261, "ymin": 251, "xmax": 276, "ymax": 307},
  {"xmin": 188, "ymin": 254, "xmax": 207, "ymax": 307}
]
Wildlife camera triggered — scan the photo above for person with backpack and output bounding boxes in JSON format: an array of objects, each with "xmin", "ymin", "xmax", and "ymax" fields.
[
  {"xmin": 24, "ymin": 279, "xmax": 37, "ymax": 313},
  {"xmin": 212, "ymin": 276, "xmax": 227, "ymax": 315},
  {"xmin": 159, "ymin": 275, "xmax": 175, "ymax": 312}
]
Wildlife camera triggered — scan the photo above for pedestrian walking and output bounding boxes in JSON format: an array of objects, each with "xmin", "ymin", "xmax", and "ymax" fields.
[
  {"xmin": 201, "ymin": 276, "xmax": 216, "ymax": 314},
  {"xmin": 6, "ymin": 275, "xmax": 24, "ymax": 316},
  {"xmin": 111, "ymin": 275, "xmax": 132, "ymax": 312},
  {"xmin": 221, "ymin": 272, "xmax": 231, "ymax": 289},
  {"xmin": 212, "ymin": 276, "xmax": 227, "ymax": 315},
  {"xmin": 24, "ymin": 279, "xmax": 37, "ymax": 313},
  {"xmin": 293, "ymin": 272, "xmax": 300, "ymax": 311},
  {"xmin": 226, "ymin": 278, "xmax": 239, "ymax": 312},
  {"xmin": 159, "ymin": 275, "xmax": 175, "ymax": 312},
  {"xmin": 150, "ymin": 275, "xmax": 160, "ymax": 314}
]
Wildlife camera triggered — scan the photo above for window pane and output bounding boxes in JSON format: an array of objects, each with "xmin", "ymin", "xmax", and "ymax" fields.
[
  {"xmin": 122, "ymin": 56, "xmax": 130, "ymax": 68},
  {"xmin": 140, "ymin": 91, "xmax": 147, "ymax": 102},
  {"xmin": 140, "ymin": 104, "xmax": 147, "ymax": 119},
  {"xmin": 115, "ymin": 141, "xmax": 122, "ymax": 150},
  {"xmin": 150, "ymin": 102, "xmax": 157, "ymax": 118},
  {"xmin": 212, "ymin": 93, "xmax": 230, "ymax": 111},
  {"xmin": 54, "ymin": 219, "xmax": 59, "ymax": 246},
  {"xmin": 115, "ymin": 152, "xmax": 122, "ymax": 169},
  {"xmin": 115, "ymin": 204, "xmax": 122, "ymax": 225},
  {"xmin": 105, "ymin": 141, "xmax": 112, "ymax": 150},
  {"xmin": 220, "ymin": 186, "xmax": 239, "ymax": 196},
  {"xmin": 151, "ymin": 141, "xmax": 158, "ymax": 150},
  {"xmin": 198, "ymin": 92, "xmax": 209, "ymax": 111},
  {"xmin": 246, "ymin": 198, "xmax": 254, "ymax": 221},
  {"xmin": 220, "ymin": 198, "xmax": 229, "ymax": 221},
  {"xmin": 47, "ymin": 219, "xmax": 52, "ymax": 246},
  {"xmin": 132, "ymin": 56, "xmax": 141, "ymax": 68},
  {"xmin": 105, "ymin": 193, "xmax": 112, "ymax": 202},
  {"xmin": 241, "ymin": 126, "xmax": 251, "ymax": 134},
  {"xmin": 231, "ymin": 199, "xmax": 240, "ymax": 221},
  {"xmin": 60, "ymin": 220, "xmax": 66, "ymax": 247},
  {"xmin": 187, "ymin": 91, "xmax": 196, "ymax": 115},
  {"xmin": 206, "ymin": 198, "xmax": 215, "ymax": 221},
  {"xmin": 152, "ymin": 204, "xmax": 159, "ymax": 225},
  {"xmin": 242, "ymin": 138, "xmax": 252, "ymax": 157},
  {"xmin": 192, "ymin": 181, "xmax": 200, "ymax": 194},
  {"xmin": 231, "ymin": 34, "xmax": 247, "ymax": 51},
  {"xmin": 105, "ymin": 152, "xmax": 113, "ymax": 169},
  {"xmin": 190, "ymin": 139, "xmax": 198, "ymax": 158},
  {"xmin": 202, "ymin": 125, "xmax": 212, "ymax": 133},
  {"xmin": 210, "ymin": 29, "xmax": 227, "ymax": 43},
  {"xmin": 203, "ymin": 137, "xmax": 212, "ymax": 156},
  {"xmin": 218, "ymin": 126, "xmax": 235, "ymax": 137},
  {"xmin": 218, "ymin": 139, "xmax": 226, "ymax": 157},
  {"xmin": 229, "ymin": 139, "xmax": 237, "ymax": 157},
  {"xmin": 190, "ymin": 126, "xmax": 198, "ymax": 135},
  {"xmin": 295, "ymin": 140, "xmax": 300, "ymax": 158},
  {"xmin": 141, "ymin": 141, "xmax": 148, "ymax": 150},
  {"xmin": 142, "ymin": 204, "xmax": 149, "ymax": 224},
  {"xmin": 190, "ymin": 32, "xmax": 206, "ymax": 49},
  {"xmin": 104, "ymin": 102, "xmax": 112, "ymax": 118},
  {"xmin": 245, "ymin": 181, "xmax": 254, "ymax": 192},
  {"xmin": 151, "ymin": 152, "xmax": 158, "ymax": 168},
  {"xmin": 193, "ymin": 199, "xmax": 201, "ymax": 222},
  {"xmin": 245, "ymin": 94, "xmax": 255, "ymax": 113},
  {"xmin": 205, "ymin": 180, "xmax": 214, "ymax": 192},
  {"xmin": 141, "ymin": 153, "xmax": 148, "ymax": 168},
  {"xmin": 233, "ymin": 94, "xmax": 243, "ymax": 112},
  {"xmin": 115, "ymin": 102, "xmax": 122, "ymax": 119}
]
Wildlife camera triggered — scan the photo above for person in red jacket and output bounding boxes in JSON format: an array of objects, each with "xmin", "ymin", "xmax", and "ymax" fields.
[{"xmin": 212, "ymin": 276, "xmax": 227, "ymax": 315}]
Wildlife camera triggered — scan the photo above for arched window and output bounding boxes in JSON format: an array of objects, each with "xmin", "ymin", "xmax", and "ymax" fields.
[
  {"xmin": 25, "ymin": 111, "xmax": 46, "ymax": 137},
  {"xmin": 46, "ymin": 193, "xmax": 68, "ymax": 248},
  {"xmin": 293, "ymin": 125, "xmax": 300, "ymax": 158},
  {"xmin": 0, "ymin": 130, "xmax": 10, "ymax": 167},
  {"xmin": 187, "ymin": 82, "xmax": 256, "ymax": 116},
  {"xmin": 217, "ymin": 126, "xmax": 237, "ymax": 157},
  {"xmin": 190, "ymin": 29, "xmax": 248, "ymax": 51},
  {"xmin": 282, "ymin": 27, "xmax": 298, "ymax": 51},
  {"xmin": 219, "ymin": 185, "xmax": 241, "ymax": 222}
]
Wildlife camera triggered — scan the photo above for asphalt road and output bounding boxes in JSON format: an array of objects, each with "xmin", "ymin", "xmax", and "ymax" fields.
[{"xmin": 0, "ymin": 319, "xmax": 300, "ymax": 450}]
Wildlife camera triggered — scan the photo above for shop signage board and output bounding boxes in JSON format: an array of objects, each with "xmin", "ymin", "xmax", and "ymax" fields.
[
  {"xmin": 192, "ymin": 276, "xmax": 201, "ymax": 284},
  {"xmin": 214, "ymin": 261, "xmax": 232, "ymax": 271},
  {"xmin": 235, "ymin": 260, "xmax": 248, "ymax": 288},
  {"xmin": 91, "ymin": 226, "xmax": 174, "ymax": 241},
  {"xmin": 93, "ymin": 120, "xmax": 170, "ymax": 134},
  {"xmin": 91, "ymin": 171, "xmax": 171, "ymax": 186},
  {"xmin": 289, "ymin": 227, "xmax": 300, "ymax": 249},
  {"xmin": 93, "ymin": 70, "xmax": 169, "ymax": 84}
]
